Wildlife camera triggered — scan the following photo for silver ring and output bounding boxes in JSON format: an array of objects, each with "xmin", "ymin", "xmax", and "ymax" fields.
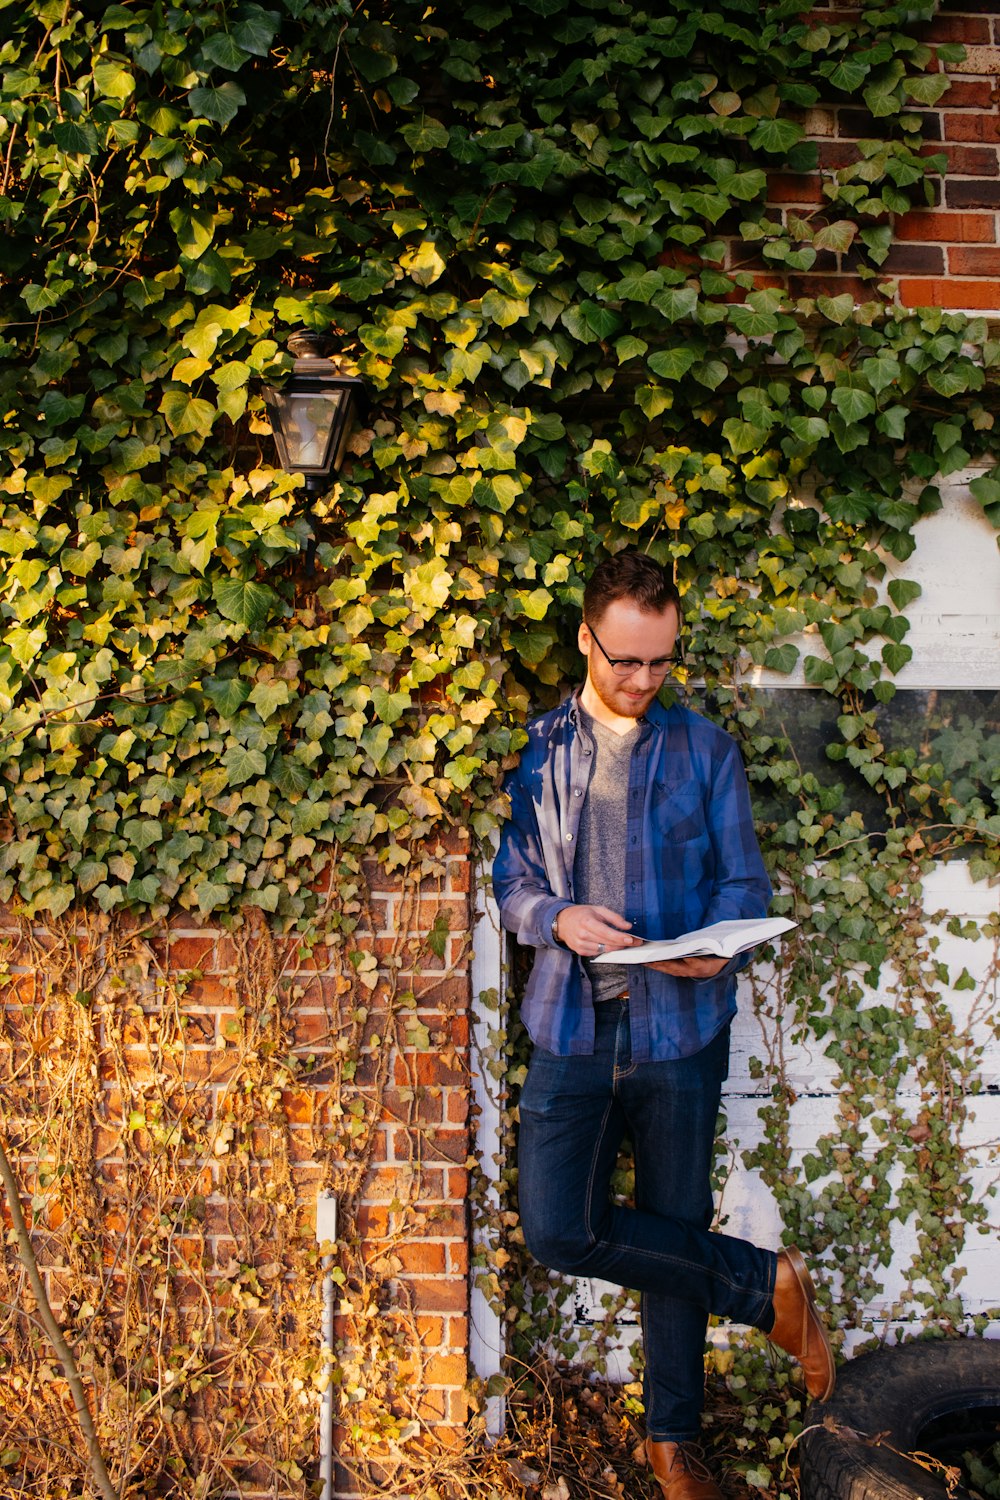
[{"xmin": 597, "ymin": 943, "xmax": 605, "ymax": 954}]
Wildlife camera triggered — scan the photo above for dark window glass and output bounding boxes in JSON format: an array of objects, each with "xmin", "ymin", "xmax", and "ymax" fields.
[{"xmin": 741, "ymin": 689, "xmax": 1000, "ymax": 835}]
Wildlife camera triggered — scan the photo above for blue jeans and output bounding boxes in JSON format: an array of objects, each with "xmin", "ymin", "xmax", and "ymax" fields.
[{"xmin": 518, "ymin": 1000, "xmax": 777, "ymax": 1441}]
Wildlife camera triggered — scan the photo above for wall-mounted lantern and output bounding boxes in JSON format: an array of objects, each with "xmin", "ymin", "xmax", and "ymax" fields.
[{"xmin": 262, "ymin": 331, "xmax": 363, "ymax": 493}]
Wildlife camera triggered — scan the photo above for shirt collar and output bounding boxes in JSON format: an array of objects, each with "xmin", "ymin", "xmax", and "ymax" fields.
[{"xmin": 567, "ymin": 685, "xmax": 671, "ymax": 733}]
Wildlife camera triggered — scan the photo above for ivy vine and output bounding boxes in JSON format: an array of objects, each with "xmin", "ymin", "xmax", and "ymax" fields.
[{"xmin": 2, "ymin": 0, "xmax": 1000, "ymax": 1493}]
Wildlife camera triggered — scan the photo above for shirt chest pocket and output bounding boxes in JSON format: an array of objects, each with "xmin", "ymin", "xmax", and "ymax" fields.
[{"xmin": 649, "ymin": 778, "xmax": 708, "ymax": 844}]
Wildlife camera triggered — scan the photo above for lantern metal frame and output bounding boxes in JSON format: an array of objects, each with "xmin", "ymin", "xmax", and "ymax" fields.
[{"xmin": 262, "ymin": 331, "xmax": 363, "ymax": 493}]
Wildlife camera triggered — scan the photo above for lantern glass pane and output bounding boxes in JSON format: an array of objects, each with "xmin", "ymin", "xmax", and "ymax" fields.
[{"xmin": 272, "ymin": 388, "xmax": 345, "ymax": 470}]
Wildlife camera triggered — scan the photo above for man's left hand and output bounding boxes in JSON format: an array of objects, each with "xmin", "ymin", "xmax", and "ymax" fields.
[{"xmin": 642, "ymin": 955, "xmax": 729, "ymax": 980}]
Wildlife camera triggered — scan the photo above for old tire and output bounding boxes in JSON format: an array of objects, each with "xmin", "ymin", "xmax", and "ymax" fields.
[{"xmin": 799, "ymin": 1339, "xmax": 1000, "ymax": 1500}]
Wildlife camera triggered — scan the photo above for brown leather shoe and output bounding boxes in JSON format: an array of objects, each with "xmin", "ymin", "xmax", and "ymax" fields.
[
  {"xmin": 645, "ymin": 1438, "xmax": 723, "ymax": 1500},
  {"xmin": 768, "ymin": 1246, "xmax": 836, "ymax": 1400}
]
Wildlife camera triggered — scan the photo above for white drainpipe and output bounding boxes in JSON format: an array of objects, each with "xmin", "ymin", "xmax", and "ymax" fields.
[{"xmin": 316, "ymin": 1194, "xmax": 339, "ymax": 1500}]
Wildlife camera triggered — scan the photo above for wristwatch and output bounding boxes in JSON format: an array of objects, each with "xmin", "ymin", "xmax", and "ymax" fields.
[{"xmin": 551, "ymin": 910, "xmax": 563, "ymax": 945}]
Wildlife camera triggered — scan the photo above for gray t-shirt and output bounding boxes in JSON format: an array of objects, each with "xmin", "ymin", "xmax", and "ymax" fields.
[{"xmin": 574, "ymin": 707, "xmax": 637, "ymax": 1002}]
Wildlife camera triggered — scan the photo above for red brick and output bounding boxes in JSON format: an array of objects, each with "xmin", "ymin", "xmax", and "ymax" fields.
[
  {"xmin": 939, "ymin": 79, "xmax": 996, "ymax": 110},
  {"xmin": 446, "ymin": 1168, "xmax": 469, "ymax": 1199},
  {"xmin": 406, "ymin": 1277, "xmax": 468, "ymax": 1312},
  {"xmin": 410, "ymin": 972, "xmax": 470, "ymax": 1008},
  {"xmin": 380, "ymin": 1088, "xmax": 443, "ymax": 1125},
  {"xmin": 879, "ymin": 244, "xmax": 947, "ymax": 274},
  {"xmin": 423, "ymin": 1352, "xmax": 467, "ymax": 1388},
  {"xmin": 946, "ymin": 178, "xmax": 1000, "ymax": 208},
  {"xmin": 446, "ymin": 859, "xmax": 471, "ymax": 894},
  {"xmin": 292, "ymin": 1009, "xmax": 335, "ymax": 1046},
  {"xmin": 356, "ymin": 1202, "xmax": 390, "ymax": 1237},
  {"xmin": 177, "ymin": 977, "xmax": 231, "ymax": 1007},
  {"xmin": 395, "ymin": 1241, "xmax": 447, "ymax": 1275},
  {"xmin": 399, "ymin": 1126, "xmax": 467, "ymax": 1162},
  {"xmin": 415, "ymin": 1314, "xmax": 445, "ymax": 1344},
  {"xmin": 446, "ymin": 1392, "xmax": 471, "ymax": 1425},
  {"xmin": 766, "ymin": 173, "xmax": 824, "ymax": 204},
  {"xmin": 786, "ymin": 274, "xmax": 870, "ymax": 301},
  {"xmin": 944, "ymin": 113, "xmax": 1000, "ymax": 143},
  {"xmin": 448, "ymin": 1242, "xmax": 469, "ymax": 1276},
  {"xmin": 413, "ymin": 1053, "xmax": 466, "ymax": 1086},
  {"xmin": 896, "ymin": 209, "xmax": 996, "ymax": 241},
  {"xmin": 168, "ymin": 937, "xmax": 216, "ymax": 971},
  {"xmin": 949, "ymin": 244, "xmax": 1000, "ymax": 274},
  {"xmin": 926, "ymin": 16, "xmax": 992, "ymax": 44},
  {"xmin": 897, "ymin": 276, "xmax": 1000, "ymax": 307},
  {"xmin": 415, "ymin": 1390, "xmax": 448, "ymax": 1424},
  {"xmin": 416, "ymin": 897, "xmax": 469, "ymax": 933},
  {"xmin": 815, "ymin": 142, "xmax": 859, "ymax": 171},
  {"xmin": 929, "ymin": 143, "xmax": 1000, "ymax": 176},
  {"xmin": 446, "ymin": 1091, "xmax": 469, "ymax": 1126}
]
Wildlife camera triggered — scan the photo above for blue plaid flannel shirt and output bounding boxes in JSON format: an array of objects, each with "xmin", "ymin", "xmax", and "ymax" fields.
[{"xmin": 493, "ymin": 691, "xmax": 771, "ymax": 1062}]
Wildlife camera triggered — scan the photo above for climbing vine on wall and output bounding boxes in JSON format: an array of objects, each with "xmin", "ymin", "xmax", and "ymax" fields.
[{"xmin": 2, "ymin": 0, "xmax": 1000, "ymax": 1494}]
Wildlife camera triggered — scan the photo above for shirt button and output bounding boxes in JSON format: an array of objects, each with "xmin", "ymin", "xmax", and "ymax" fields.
[
  {"xmin": 574, "ymin": 789, "xmax": 582, "ymax": 797},
  {"xmin": 566, "ymin": 833, "xmax": 574, "ymax": 842}
]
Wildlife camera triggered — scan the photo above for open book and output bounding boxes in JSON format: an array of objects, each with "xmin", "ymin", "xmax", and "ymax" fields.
[{"xmin": 593, "ymin": 916, "xmax": 797, "ymax": 965}]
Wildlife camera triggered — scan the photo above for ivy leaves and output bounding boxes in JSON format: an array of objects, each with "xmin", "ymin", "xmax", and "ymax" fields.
[{"xmin": 0, "ymin": 0, "xmax": 996, "ymax": 930}]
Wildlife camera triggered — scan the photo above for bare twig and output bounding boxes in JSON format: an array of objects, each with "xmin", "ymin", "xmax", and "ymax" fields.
[{"xmin": 0, "ymin": 1131, "xmax": 121, "ymax": 1500}]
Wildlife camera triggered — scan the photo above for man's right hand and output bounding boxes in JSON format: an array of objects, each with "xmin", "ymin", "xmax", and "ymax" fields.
[{"xmin": 554, "ymin": 905, "xmax": 641, "ymax": 958}]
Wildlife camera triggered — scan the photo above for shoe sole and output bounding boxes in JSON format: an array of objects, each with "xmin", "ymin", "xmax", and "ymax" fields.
[{"xmin": 785, "ymin": 1245, "xmax": 836, "ymax": 1402}]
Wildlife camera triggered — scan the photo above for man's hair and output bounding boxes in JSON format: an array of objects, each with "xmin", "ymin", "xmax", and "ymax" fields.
[{"xmin": 583, "ymin": 549, "xmax": 681, "ymax": 626}]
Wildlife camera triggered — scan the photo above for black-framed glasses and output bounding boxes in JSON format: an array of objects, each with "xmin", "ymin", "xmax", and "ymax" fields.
[{"xmin": 587, "ymin": 623, "xmax": 677, "ymax": 679}]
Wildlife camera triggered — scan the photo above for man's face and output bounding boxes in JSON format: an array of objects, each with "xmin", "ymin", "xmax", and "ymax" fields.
[{"xmin": 578, "ymin": 598, "xmax": 679, "ymax": 722}]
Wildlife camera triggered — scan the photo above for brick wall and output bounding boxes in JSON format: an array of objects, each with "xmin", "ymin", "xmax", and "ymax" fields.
[
  {"xmin": 0, "ymin": 833, "xmax": 474, "ymax": 1498},
  {"xmin": 743, "ymin": 3, "xmax": 1000, "ymax": 311},
  {"xmin": 4, "ymin": 12, "xmax": 1000, "ymax": 1499}
]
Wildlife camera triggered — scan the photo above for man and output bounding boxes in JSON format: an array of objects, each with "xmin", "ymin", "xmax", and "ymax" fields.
[{"xmin": 493, "ymin": 549, "xmax": 834, "ymax": 1500}]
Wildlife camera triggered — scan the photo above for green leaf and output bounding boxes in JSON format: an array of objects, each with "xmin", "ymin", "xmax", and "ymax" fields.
[
  {"xmin": 648, "ymin": 348, "xmax": 697, "ymax": 381},
  {"xmin": 213, "ymin": 578, "xmax": 280, "ymax": 629},
  {"xmin": 400, "ymin": 118, "xmax": 449, "ymax": 152},
  {"xmin": 202, "ymin": 33, "xmax": 249, "ymax": 70},
  {"xmin": 831, "ymin": 387, "xmax": 877, "ymax": 423},
  {"xmin": 763, "ymin": 644, "xmax": 799, "ymax": 674},
  {"xmin": 52, "ymin": 121, "xmax": 100, "ymax": 156},
  {"xmin": 188, "ymin": 81, "xmax": 246, "ymax": 125},
  {"xmin": 93, "ymin": 60, "xmax": 135, "ymax": 99},
  {"xmin": 749, "ymin": 118, "xmax": 804, "ymax": 154},
  {"xmin": 614, "ymin": 269, "xmax": 664, "ymax": 302},
  {"xmin": 614, "ymin": 335, "xmax": 648, "ymax": 362},
  {"xmin": 232, "ymin": 5, "xmax": 279, "ymax": 56},
  {"xmin": 727, "ymin": 304, "xmax": 779, "ymax": 338},
  {"xmin": 159, "ymin": 390, "xmax": 216, "ymax": 437},
  {"xmin": 969, "ymin": 474, "xmax": 1000, "ymax": 513},
  {"xmin": 195, "ymin": 880, "xmax": 233, "ymax": 914},
  {"xmin": 169, "ymin": 206, "xmax": 215, "ymax": 260},
  {"xmin": 882, "ymin": 642, "xmax": 913, "ymax": 675},
  {"xmin": 271, "ymin": 758, "xmax": 313, "ymax": 798},
  {"xmin": 204, "ymin": 677, "xmax": 251, "ymax": 716},
  {"xmin": 813, "ymin": 221, "xmax": 857, "ymax": 254},
  {"xmin": 888, "ymin": 579, "xmax": 921, "ymax": 609},
  {"xmin": 580, "ymin": 300, "xmax": 623, "ymax": 339},
  {"xmin": 222, "ymin": 746, "xmax": 267, "ymax": 785},
  {"xmin": 249, "ymin": 680, "xmax": 291, "ymax": 719},
  {"xmin": 652, "ymin": 287, "xmax": 698, "ymax": 323},
  {"xmin": 861, "ymin": 356, "xmax": 900, "ymax": 395},
  {"xmin": 722, "ymin": 417, "xmax": 770, "ymax": 456},
  {"xmin": 371, "ymin": 687, "xmax": 411, "ymax": 723},
  {"xmin": 817, "ymin": 294, "xmax": 855, "ymax": 325},
  {"xmin": 823, "ymin": 57, "xmax": 869, "ymax": 92}
]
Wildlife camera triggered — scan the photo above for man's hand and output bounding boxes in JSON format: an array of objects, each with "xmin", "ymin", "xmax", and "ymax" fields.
[
  {"xmin": 642, "ymin": 955, "xmax": 729, "ymax": 980},
  {"xmin": 555, "ymin": 904, "xmax": 640, "ymax": 958}
]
